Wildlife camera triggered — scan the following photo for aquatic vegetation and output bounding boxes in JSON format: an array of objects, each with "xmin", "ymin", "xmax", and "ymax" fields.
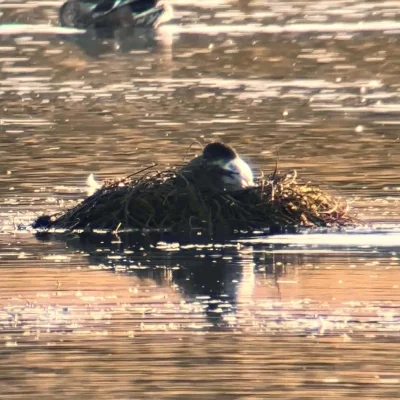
[{"xmin": 36, "ymin": 164, "xmax": 357, "ymax": 234}]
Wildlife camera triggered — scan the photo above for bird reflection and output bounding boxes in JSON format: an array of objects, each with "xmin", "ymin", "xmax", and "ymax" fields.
[
  {"xmin": 36, "ymin": 231, "xmax": 300, "ymax": 329},
  {"xmin": 237, "ymin": 0, "xmax": 252, "ymax": 13},
  {"xmin": 62, "ymin": 26, "xmax": 158, "ymax": 57}
]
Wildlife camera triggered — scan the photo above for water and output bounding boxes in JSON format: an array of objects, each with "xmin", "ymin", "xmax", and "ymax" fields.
[{"xmin": 1, "ymin": 0, "xmax": 400, "ymax": 398}]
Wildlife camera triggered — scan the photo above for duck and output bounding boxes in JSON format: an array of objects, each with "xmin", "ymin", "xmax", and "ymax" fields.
[
  {"xmin": 181, "ymin": 142, "xmax": 254, "ymax": 192},
  {"xmin": 59, "ymin": 0, "xmax": 169, "ymax": 29}
]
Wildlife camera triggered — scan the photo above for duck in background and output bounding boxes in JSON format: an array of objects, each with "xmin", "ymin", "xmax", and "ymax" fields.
[
  {"xmin": 181, "ymin": 142, "xmax": 255, "ymax": 192},
  {"xmin": 59, "ymin": 0, "xmax": 172, "ymax": 29}
]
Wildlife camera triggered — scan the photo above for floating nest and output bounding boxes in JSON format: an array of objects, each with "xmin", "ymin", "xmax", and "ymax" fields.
[{"xmin": 34, "ymin": 163, "xmax": 357, "ymax": 235}]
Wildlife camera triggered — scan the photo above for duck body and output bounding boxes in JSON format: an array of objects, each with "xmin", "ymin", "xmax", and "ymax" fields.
[
  {"xmin": 181, "ymin": 142, "xmax": 254, "ymax": 192},
  {"xmin": 59, "ymin": 0, "xmax": 167, "ymax": 29}
]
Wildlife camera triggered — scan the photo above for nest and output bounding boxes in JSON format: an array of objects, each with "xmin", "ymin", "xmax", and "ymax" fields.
[{"xmin": 35, "ymin": 165, "xmax": 357, "ymax": 234}]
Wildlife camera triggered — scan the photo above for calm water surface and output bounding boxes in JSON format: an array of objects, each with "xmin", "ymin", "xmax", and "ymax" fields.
[{"xmin": 1, "ymin": 0, "xmax": 400, "ymax": 398}]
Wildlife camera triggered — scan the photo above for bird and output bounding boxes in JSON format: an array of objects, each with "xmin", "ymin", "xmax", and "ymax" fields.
[
  {"xmin": 59, "ymin": 0, "xmax": 168, "ymax": 29},
  {"xmin": 181, "ymin": 142, "xmax": 254, "ymax": 192},
  {"xmin": 85, "ymin": 142, "xmax": 254, "ymax": 197}
]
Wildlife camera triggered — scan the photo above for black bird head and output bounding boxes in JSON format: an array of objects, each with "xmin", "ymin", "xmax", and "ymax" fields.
[{"xmin": 202, "ymin": 142, "xmax": 237, "ymax": 161}]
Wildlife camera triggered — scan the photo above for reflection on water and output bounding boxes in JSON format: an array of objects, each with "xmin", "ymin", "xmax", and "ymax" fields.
[
  {"xmin": 62, "ymin": 27, "xmax": 160, "ymax": 57},
  {"xmin": 1, "ymin": 231, "xmax": 400, "ymax": 398},
  {"xmin": 1, "ymin": 0, "xmax": 400, "ymax": 398}
]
